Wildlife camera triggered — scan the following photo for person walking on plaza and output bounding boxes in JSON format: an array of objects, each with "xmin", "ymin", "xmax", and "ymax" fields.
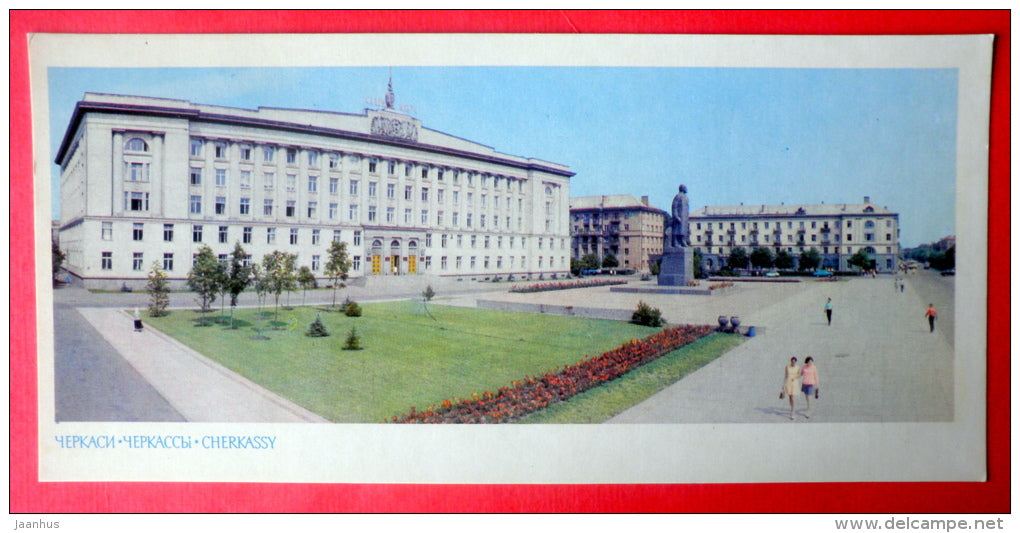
[
  {"xmin": 824, "ymin": 297, "xmax": 833, "ymax": 326},
  {"xmin": 781, "ymin": 357, "xmax": 801, "ymax": 420},
  {"xmin": 924, "ymin": 303, "xmax": 938, "ymax": 333},
  {"xmin": 800, "ymin": 357, "xmax": 820, "ymax": 418}
]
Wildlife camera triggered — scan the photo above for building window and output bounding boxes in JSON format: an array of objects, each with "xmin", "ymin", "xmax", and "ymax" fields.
[
  {"xmin": 329, "ymin": 203, "xmax": 338, "ymax": 220},
  {"xmin": 368, "ymin": 205, "xmax": 377, "ymax": 222},
  {"xmin": 421, "ymin": 210, "xmax": 429, "ymax": 225},
  {"xmin": 308, "ymin": 201, "xmax": 317, "ymax": 218},
  {"xmin": 387, "ymin": 183, "xmax": 396, "ymax": 199},
  {"xmin": 471, "ymin": 235, "xmax": 477, "ymax": 248},
  {"xmin": 349, "ymin": 204, "xmax": 358, "ymax": 221},
  {"xmin": 267, "ymin": 227, "xmax": 276, "ymax": 244},
  {"xmin": 240, "ymin": 170, "xmax": 251, "ymax": 189},
  {"xmin": 287, "ymin": 174, "xmax": 296, "ymax": 192},
  {"xmin": 353, "ymin": 231, "xmax": 362, "ymax": 246},
  {"xmin": 332, "ymin": 230, "xmax": 342, "ymax": 243},
  {"xmin": 101, "ymin": 221, "xmax": 112, "ymax": 240},
  {"xmin": 218, "ymin": 226, "xmax": 228, "ymax": 243},
  {"xmin": 330, "ymin": 177, "xmax": 339, "ymax": 194},
  {"xmin": 368, "ymin": 158, "xmax": 377, "ymax": 173},
  {"xmin": 215, "ymin": 196, "xmax": 226, "ymax": 215},
  {"xmin": 286, "ymin": 148, "xmax": 297, "ymax": 164},
  {"xmin": 386, "ymin": 207, "xmax": 395, "ymax": 223},
  {"xmin": 163, "ymin": 223, "xmax": 174, "ymax": 242},
  {"xmin": 286, "ymin": 200, "xmax": 296, "ymax": 217},
  {"xmin": 388, "ymin": 160, "xmax": 396, "ymax": 175},
  {"xmin": 163, "ymin": 253, "xmax": 174, "ymax": 271},
  {"xmin": 262, "ymin": 146, "xmax": 275, "ymax": 162},
  {"xmin": 215, "ymin": 168, "xmax": 227, "ymax": 187},
  {"xmin": 456, "ymin": 256, "xmax": 462, "ymax": 269},
  {"xmin": 308, "ymin": 175, "xmax": 318, "ymax": 193},
  {"xmin": 214, "ymin": 142, "xmax": 227, "ymax": 159},
  {"xmin": 405, "ymin": 185, "xmax": 412, "ymax": 201},
  {"xmin": 264, "ymin": 199, "xmax": 273, "ymax": 216},
  {"xmin": 329, "ymin": 153, "xmax": 340, "ymax": 169},
  {"xmin": 308, "ymin": 151, "xmax": 319, "ymax": 167},
  {"xmin": 312, "ymin": 255, "xmax": 320, "ymax": 271},
  {"xmin": 132, "ymin": 223, "xmax": 144, "ymax": 241},
  {"xmin": 437, "ymin": 211, "xmax": 444, "ymax": 226},
  {"xmin": 240, "ymin": 145, "xmax": 252, "ymax": 161},
  {"xmin": 101, "ymin": 252, "xmax": 112, "ymax": 270},
  {"xmin": 264, "ymin": 172, "xmax": 274, "ymax": 191},
  {"xmin": 190, "ymin": 168, "xmax": 202, "ymax": 185},
  {"xmin": 132, "ymin": 252, "xmax": 144, "ymax": 271},
  {"xmin": 126, "ymin": 192, "xmax": 149, "ymax": 212},
  {"xmin": 353, "ymin": 256, "xmax": 362, "ymax": 271},
  {"xmin": 243, "ymin": 226, "xmax": 252, "ymax": 244},
  {"xmin": 312, "ymin": 229, "xmax": 321, "ymax": 245},
  {"xmin": 421, "ymin": 188, "xmax": 429, "ymax": 202},
  {"xmin": 452, "ymin": 212, "xmax": 459, "ymax": 226},
  {"xmin": 190, "ymin": 139, "xmax": 203, "ymax": 157},
  {"xmin": 466, "ymin": 213, "xmax": 473, "ymax": 227},
  {"xmin": 192, "ymin": 225, "xmax": 203, "ymax": 242},
  {"xmin": 350, "ymin": 180, "xmax": 359, "ymax": 196},
  {"xmin": 404, "ymin": 209, "xmax": 412, "ymax": 224},
  {"xmin": 441, "ymin": 256, "xmax": 448, "ymax": 270},
  {"xmin": 423, "ymin": 167, "xmax": 431, "ymax": 180},
  {"xmin": 290, "ymin": 228, "xmax": 299, "ymax": 245},
  {"xmin": 240, "ymin": 197, "xmax": 251, "ymax": 215}
]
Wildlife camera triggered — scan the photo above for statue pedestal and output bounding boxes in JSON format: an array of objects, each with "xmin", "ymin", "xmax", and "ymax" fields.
[{"xmin": 658, "ymin": 248, "xmax": 694, "ymax": 286}]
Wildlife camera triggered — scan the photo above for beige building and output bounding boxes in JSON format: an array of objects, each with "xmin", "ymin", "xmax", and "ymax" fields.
[
  {"xmin": 569, "ymin": 195, "xmax": 667, "ymax": 272},
  {"xmin": 690, "ymin": 197, "xmax": 900, "ymax": 273},
  {"xmin": 55, "ymin": 91, "xmax": 573, "ymax": 289}
]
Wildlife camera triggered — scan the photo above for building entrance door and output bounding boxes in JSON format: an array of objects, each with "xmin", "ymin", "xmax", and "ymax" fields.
[
  {"xmin": 390, "ymin": 255, "xmax": 400, "ymax": 274},
  {"xmin": 408, "ymin": 255, "xmax": 417, "ymax": 274},
  {"xmin": 371, "ymin": 255, "xmax": 381, "ymax": 274}
]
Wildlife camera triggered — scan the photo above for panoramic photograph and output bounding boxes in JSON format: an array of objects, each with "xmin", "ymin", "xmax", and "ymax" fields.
[{"xmin": 49, "ymin": 65, "xmax": 957, "ymax": 426}]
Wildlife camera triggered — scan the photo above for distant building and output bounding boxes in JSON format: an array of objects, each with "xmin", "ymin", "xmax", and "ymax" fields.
[
  {"xmin": 569, "ymin": 195, "xmax": 667, "ymax": 271},
  {"xmin": 690, "ymin": 196, "xmax": 900, "ymax": 273},
  {"xmin": 54, "ymin": 91, "xmax": 573, "ymax": 289},
  {"xmin": 933, "ymin": 235, "xmax": 956, "ymax": 252}
]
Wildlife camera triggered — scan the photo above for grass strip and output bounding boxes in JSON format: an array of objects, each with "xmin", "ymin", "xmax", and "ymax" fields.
[{"xmin": 516, "ymin": 332, "xmax": 745, "ymax": 424}]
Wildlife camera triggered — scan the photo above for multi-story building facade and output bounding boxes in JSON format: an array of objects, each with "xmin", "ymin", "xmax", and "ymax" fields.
[
  {"xmin": 569, "ymin": 195, "xmax": 667, "ymax": 272},
  {"xmin": 690, "ymin": 197, "xmax": 900, "ymax": 273},
  {"xmin": 55, "ymin": 92, "xmax": 573, "ymax": 289}
]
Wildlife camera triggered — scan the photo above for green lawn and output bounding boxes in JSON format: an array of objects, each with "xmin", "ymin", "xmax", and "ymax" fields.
[
  {"xmin": 143, "ymin": 301, "xmax": 669, "ymax": 422},
  {"xmin": 517, "ymin": 333, "xmax": 745, "ymax": 423}
]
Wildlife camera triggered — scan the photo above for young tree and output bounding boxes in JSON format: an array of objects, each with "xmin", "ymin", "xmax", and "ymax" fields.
[
  {"xmin": 726, "ymin": 247, "xmax": 749, "ymax": 271},
  {"xmin": 847, "ymin": 248, "xmax": 872, "ymax": 271},
  {"xmin": 692, "ymin": 249, "xmax": 704, "ymax": 278},
  {"xmin": 602, "ymin": 253, "xmax": 619, "ymax": 269},
  {"xmin": 186, "ymin": 245, "xmax": 225, "ymax": 320},
  {"xmin": 774, "ymin": 249, "xmax": 795, "ymax": 270},
  {"xmin": 283, "ymin": 252, "xmax": 298, "ymax": 309},
  {"xmin": 297, "ymin": 265, "xmax": 317, "ymax": 306},
  {"xmin": 799, "ymin": 247, "xmax": 822, "ymax": 272},
  {"xmin": 52, "ymin": 240, "xmax": 66, "ymax": 280},
  {"xmin": 146, "ymin": 261, "xmax": 170, "ymax": 317},
  {"xmin": 261, "ymin": 250, "xmax": 297, "ymax": 326},
  {"xmin": 421, "ymin": 284, "xmax": 437, "ymax": 320},
  {"xmin": 224, "ymin": 243, "xmax": 251, "ymax": 329},
  {"xmin": 324, "ymin": 240, "xmax": 352, "ymax": 309},
  {"xmin": 750, "ymin": 247, "xmax": 774, "ymax": 271},
  {"xmin": 579, "ymin": 253, "xmax": 600, "ymax": 272},
  {"xmin": 249, "ymin": 264, "xmax": 270, "ymax": 339}
]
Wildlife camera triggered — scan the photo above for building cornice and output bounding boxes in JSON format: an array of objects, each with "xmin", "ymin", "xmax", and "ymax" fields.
[{"xmin": 55, "ymin": 100, "xmax": 575, "ymax": 179}]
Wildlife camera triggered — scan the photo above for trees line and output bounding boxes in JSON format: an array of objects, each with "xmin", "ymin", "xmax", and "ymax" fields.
[{"xmin": 145, "ymin": 240, "xmax": 353, "ymax": 323}]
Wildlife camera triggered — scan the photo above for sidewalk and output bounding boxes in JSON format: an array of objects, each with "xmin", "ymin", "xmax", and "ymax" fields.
[
  {"xmin": 77, "ymin": 307, "xmax": 330, "ymax": 423},
  {"xmin": 606, "ymin": 275, "xmax": 954, "ymax": 423}
]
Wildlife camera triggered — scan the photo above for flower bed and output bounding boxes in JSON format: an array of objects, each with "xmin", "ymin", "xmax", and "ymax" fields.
[
  {"xmin": 389, "ymin": 323, "xmax": 713, "ymax": 423},
  {"xmin": 509, "ymin": 279, "xmax": 628, "ymax": 293}
]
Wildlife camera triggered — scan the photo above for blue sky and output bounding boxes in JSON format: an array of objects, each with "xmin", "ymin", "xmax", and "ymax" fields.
[{"xmin": 48, "ymin": 66, "xmax": 957, "ymax": 247}]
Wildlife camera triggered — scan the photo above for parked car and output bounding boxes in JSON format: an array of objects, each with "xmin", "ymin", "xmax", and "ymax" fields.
[
  {"xmin": 940, "ymin": 269, "xmax": 955, "ymax": 276},
  {"xmin": 765, "ymin": 270, "xmax": 780, "ymax": 277},
  {"xmin": 812, "ymin": 269, "xmax": 833, "ymax": 277}
]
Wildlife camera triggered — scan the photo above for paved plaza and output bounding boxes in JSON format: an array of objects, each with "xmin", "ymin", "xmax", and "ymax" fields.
[{"xmin": 51, "ymin": 271, "xmax": 954, "ymax": 424}]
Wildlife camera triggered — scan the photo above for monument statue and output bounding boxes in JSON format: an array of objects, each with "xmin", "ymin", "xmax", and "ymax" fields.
[
  {"xmin": 669, "ymin": 184, "xmax": 691, "ymax": 249},
  {"xmin": 659, "ymin": 184, "xmax": 694, "ymax": 286}
]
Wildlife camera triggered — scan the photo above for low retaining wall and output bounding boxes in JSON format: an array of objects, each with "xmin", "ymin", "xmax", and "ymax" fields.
[{"xmin": 475, "ymin": 299, "xmax": 632, "ymax": 321}]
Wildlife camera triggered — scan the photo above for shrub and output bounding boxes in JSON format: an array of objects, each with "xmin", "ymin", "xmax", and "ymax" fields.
[
  {"xmin": 307, "ymin": 316, "xmax": 329, "ymax": 337},
  {"xmin": 342, "ymin": 327, "xmax": 362, "ymax": 350},
  {"xmin": 344, "ymin": 301, "xmax": 362, "ymax": 317},
  {"xmin": 631, "ymin": 301, "xmax": 665, "ymax": 327}
]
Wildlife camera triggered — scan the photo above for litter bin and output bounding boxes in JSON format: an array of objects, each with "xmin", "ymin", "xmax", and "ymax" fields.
[{"xmin": 747, "ymin": 326, "xmax": 756, "ymax": 337}]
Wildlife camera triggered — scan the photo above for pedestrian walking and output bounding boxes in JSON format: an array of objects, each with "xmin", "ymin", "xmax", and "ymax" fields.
[
  {"xmin": 781, "ymin": 357, "xmax": 801, "ymax": 420},
  {"xmin": 800, "ymin": 357, "xmax": 820, "ymax": 418},
  {"xmin": 133, "ymin": 308, "xmax": 144, "ymax": 332},
  {"xmin": 824, "ymin": 297, "xmax": 833, "ymax": 326},
  {"xmin": 924, "ymin": 303, "xmax": 937, "ymax": 333}
]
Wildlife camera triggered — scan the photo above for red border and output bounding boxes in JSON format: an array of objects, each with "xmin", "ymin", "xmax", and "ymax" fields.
[{"xmin": 10, "ymin": 10, "xmax": 1009, "ymax": 513}]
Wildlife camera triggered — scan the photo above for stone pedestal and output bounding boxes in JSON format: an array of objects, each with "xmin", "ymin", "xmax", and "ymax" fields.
[{"xmin": 658, "ymin": 248, "xmax": 694, "ymax": 286}]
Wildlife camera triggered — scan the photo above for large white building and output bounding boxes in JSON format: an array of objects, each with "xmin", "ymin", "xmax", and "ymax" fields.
[
  {"xmin": 55, "ymin": 90, "xmax": 573, "ymax": 289},
  {"xmin": 690, "ymin": 197, "xmax": 901, "ymax": 273}
]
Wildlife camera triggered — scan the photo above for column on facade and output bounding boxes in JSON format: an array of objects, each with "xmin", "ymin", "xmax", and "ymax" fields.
[{"xmin": 112, "ymin": 131, "xmax": 124, "ymax": 216}]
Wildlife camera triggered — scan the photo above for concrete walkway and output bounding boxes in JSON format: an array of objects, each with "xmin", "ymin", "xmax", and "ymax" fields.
[
  {"xmin": 605, "ymin": 274, "xmax": 953, "ymax": 423},
  {"xmin": 77, "ymin": 307, "xmax": 329, "ymax": 423}
]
